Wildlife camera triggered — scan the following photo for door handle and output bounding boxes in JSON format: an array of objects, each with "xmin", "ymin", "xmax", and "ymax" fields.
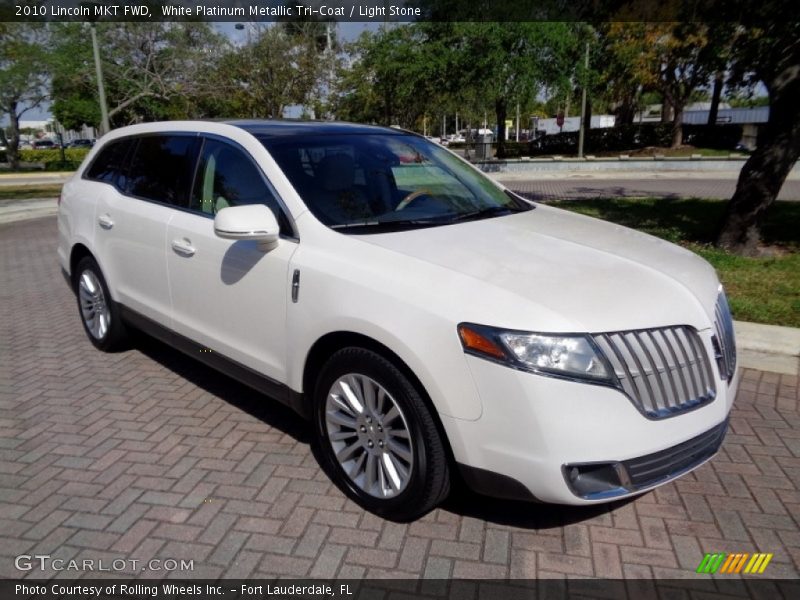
[
  {"xmin": 97, "ymin": 214, "xmax": 114, "ymax": 229},
  {"xmin": 171, "ymin": 238, "xmax": 196, "ymax": 257}
]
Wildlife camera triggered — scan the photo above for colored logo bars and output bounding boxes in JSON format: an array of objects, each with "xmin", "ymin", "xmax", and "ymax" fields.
[{"xmin": 696, "ymin": 552, "xmax": 773, "ymax": 574}]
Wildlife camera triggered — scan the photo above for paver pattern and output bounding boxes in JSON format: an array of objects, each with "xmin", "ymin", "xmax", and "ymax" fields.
[{"xmin": 1, "ymin": 217, "xmax": 799, "ymax": 580}]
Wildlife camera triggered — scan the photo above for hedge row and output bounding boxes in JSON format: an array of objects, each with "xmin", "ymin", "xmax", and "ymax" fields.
[
  {"xmin": 494, "ymin": 124, "xmax": 744, "ymax": 158},
  {"xmin": 0, "ymin": 148, "xmax": 90, "ymax": 167},
  {"xmin": 18, "ymin": 148, "xmax": 91, "ymax": 163},
  {"xmin": 682, "ymin": 125, "xmax": 744, "ymax": 150}
]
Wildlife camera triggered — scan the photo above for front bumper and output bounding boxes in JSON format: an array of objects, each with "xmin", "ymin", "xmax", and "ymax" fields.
[
  {"xmin": 563, "ymin": 418, "xmax": 728, "ymax": 499},
  {"xmin": 442, "ymin": 348, "xmax": 738, "ymax": 505}
]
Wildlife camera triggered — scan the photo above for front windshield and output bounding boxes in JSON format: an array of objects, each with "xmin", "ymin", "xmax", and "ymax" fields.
[{"xmin": 259, "ymin": 133, "xmax": 532, "ymax": 233}]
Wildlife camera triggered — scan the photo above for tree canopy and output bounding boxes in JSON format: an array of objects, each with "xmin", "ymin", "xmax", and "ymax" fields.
[{"xmin": 1, "ymin": 16, "xmax": 797, "ymax": 255}]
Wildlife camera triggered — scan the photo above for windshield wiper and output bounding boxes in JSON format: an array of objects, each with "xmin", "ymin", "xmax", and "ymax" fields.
[
  {"xmin": 330, "ymin": 219, "xmax": 444, "ymax": 232},
  {"xmin": 444, "ymin": 205, "xmax": 517, "ymax": 224}
]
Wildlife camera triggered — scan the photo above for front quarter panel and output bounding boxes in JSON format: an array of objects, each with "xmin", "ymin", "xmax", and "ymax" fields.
[{"xmin": 286, "ymin": 222, "xmax": 483, "ymax": 421}]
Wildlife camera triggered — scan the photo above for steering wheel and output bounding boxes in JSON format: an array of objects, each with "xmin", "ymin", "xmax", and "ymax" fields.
[{"xmin": 395, "ymin": 189, "xmax": 433, "ymax": 211}]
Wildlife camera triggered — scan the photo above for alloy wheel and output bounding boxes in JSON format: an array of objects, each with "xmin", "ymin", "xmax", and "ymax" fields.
[
  {"xmin": 325, "ymin": 373, "xmax": 414, "ymax": 498},
  {"xmin": 78, "ymin": 269, "xmax": 110, "ymax": 340}
]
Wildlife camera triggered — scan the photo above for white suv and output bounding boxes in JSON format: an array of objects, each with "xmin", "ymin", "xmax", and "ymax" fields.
[{"xmin": 58, "ymin": 120, "xmax": 738, "ymax": 520}]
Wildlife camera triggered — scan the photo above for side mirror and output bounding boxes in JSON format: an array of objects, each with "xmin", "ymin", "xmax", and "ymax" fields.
[{"xmin": 214, "ymin": 205, "xmax": 280, "ymax": 251}]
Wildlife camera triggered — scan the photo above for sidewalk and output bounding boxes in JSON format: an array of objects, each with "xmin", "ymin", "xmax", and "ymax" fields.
[
  {"xmin": 0, "ymin": 171, "xmax": 74, "ymax": 187},
  {"xmin": 0, "ymin": 198, "xmax": 57, "ymax": 224},
  {"xmin": 0, "ymin": 199, "xmax": 797, "ymax": 376},
  {"xmin": 735, "ymin": 321, "xmax": 800, "ymax": 376}
]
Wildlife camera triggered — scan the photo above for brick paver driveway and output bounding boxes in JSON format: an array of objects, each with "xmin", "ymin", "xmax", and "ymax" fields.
[{"xmin": 1, "ymin": 217, "xmax": 799, "ymax": 580}]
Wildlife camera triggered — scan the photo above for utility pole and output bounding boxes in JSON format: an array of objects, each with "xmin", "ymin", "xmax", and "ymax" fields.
[
  {"xmin": 516, "ymin": 102, "xmax": 520, "ymax": 142},
  {"xmin": 577, "ymin": 40, "xmax": 589, "ymax": 158},
  {"xmin": 89, "ymin": 22, "xmax": 110, "ymax": 135}
]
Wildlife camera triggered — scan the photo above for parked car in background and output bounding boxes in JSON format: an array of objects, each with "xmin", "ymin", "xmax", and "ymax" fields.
[
  {"xmin": 31, "ymin": 139, "xmax": 57, "ymax": 149},
  {"xmin": 67, "ymin": 138, "xmax": 96, "ymax": 148},
  {"xmin": 58, "ymin": 120, "xmax": 738, "ymax": 520}
]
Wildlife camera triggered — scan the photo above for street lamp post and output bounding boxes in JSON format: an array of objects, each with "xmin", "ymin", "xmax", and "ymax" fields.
[
  {"xmin": 90, "ymin": 22, "xmax": 111, "ymax": 135},
  {"xmin": 81, "ymin": 1, "xmax": 110, "ymax": 135},
  {"xmin": 578, "ymin": 41, "xmax": 589, "ymax": 158}
]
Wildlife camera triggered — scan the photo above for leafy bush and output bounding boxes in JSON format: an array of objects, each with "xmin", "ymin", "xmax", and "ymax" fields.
[
  {"xmin": 682, "ymin": 125, "xmax": 743, "ymax": 150},
  {"xmin": 17, "ymin": 148, "xmax": 90, "ymax": 166},
  {"xmin": 495, "ymin": 142, "xmax": 530, "ymax": 158},
  {"xmin": 513, "ymin": 123, "xmax": 743, "ymax": 157},
  {"xmin": 45, "ymin": 160, "xmax": 83, "ymax": 171},
  {"xmin": 523, "ymin": 123, "xmax": 675, "ymax": 156}
]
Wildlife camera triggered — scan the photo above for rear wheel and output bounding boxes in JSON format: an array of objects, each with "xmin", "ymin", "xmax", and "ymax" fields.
[
  {"xmin": 74, "ymin": 256, "xmax": 128, "ymax": 351},
  {"xmin": 313, "ymin": 347, "xmax": 450, "ymax": 521}
]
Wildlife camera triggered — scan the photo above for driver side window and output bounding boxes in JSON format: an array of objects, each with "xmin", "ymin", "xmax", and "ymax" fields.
[{"xmin": 191, "ymin": 138, "xmax": 291, "ymax": 235}]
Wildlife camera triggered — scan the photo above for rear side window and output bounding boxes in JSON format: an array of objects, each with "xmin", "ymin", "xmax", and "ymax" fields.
[
  {"xmin": 85, "ymin": 138, "xmax": 133, "ymax": 184},
  {"xmin": 125, "ymin": 135, "xmax": 200, "ymax": 206}
]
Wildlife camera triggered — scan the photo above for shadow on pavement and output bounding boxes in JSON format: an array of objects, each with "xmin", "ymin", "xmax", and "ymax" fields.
[
  {"xmin": 132, "ymin": 331, "xmax": 311, "ymax": 445},
  {"xmin": 440, "ymin": 476, "xmax": 637, "ymax": 529}
]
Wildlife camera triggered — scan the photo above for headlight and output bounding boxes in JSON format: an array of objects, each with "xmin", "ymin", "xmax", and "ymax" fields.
[{"xmin": 458, "ymin": 323, "xmax": 613, "ymax": 382}]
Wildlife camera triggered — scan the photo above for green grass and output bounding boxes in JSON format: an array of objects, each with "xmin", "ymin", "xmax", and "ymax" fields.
[
  {"xmin": 550, "ymin": 197, "xmax": 800, "ymax": 328},
  {"xmin": 0, "ymin": 185, "xmax": 62, "ymax": 202}
]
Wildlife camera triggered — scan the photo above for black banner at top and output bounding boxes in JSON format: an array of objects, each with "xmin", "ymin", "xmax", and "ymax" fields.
[{"xmin": 0, "ymin": 0, "xmax": 789, "ymax": 23}]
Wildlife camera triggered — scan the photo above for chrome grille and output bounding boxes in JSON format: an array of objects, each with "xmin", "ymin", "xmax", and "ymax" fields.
[
  {"xmin": 592, "ymin": 326, "xmax": 716, "ymax": 419},
  {"xmin": 713, "ymin": 290, "xmax": 737, "ymax": 380}
]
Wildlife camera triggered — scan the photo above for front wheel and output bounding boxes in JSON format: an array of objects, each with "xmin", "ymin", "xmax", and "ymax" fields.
[
  {"xmin": 73, "ymin": 256, "xmax": 128, "ymax": 351},
  {"xmin": 313, "ymin": 347, "xmax": 450, "ymax": 521}
]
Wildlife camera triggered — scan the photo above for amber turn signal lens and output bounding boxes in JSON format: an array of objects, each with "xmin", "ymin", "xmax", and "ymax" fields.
[{"xmin": 458, "ymin": 324, "xmax": 506, "ymax": 359}]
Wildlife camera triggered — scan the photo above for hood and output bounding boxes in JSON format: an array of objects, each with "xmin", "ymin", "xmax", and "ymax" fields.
[{"xmin": 356, "ymin": 204, "xmax": 720, "ymax": 333}]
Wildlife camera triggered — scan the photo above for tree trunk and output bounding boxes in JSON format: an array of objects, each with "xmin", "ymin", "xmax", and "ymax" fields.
[
  {"xmin": 7, "ymin": 101, "xmax": 21, "ymax": 170},
  {"xmin": 661, "ymin": 97, "xmax": 672, "ymax": 123},
  {"xmin": 707, "ymin": 71, "xmax": 724, "ymax": 126},
  {"xmin": 671, "ymin": 103, "xmax": 684, "ymax": 148},
  {"xmin": 617, "ymin": 94, "xmax": 636, "ymax": 126},
  {"xmin": 583, "ymin": 97, "xmax": 592, "ymax": 133},
  {"xmin": 495, "ymin": 98, "xmax": 507, "ymax": 159},
  {"xmin": 716, "ymin": 71, "xmax": 800, "ymax": 255}
]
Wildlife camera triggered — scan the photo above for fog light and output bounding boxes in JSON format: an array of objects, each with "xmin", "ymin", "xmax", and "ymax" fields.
[{"xmin": 564, "ymin": 462, "xmax": 627, "ymax": 499}]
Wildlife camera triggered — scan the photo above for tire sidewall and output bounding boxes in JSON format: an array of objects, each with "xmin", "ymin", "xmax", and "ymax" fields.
[
  {"xmin": 313, "ymin": 349, "xmax": 434, "ymax": 519},
  {"xmin": 73, "ymin": 256, "xmax": 123, "ymax": 351}
]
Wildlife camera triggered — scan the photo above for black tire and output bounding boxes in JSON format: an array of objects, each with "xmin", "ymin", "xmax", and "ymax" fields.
[
  {"xmin": 73, "ymin": 256, "xmax": 128, "ymax": 351},
  {"xmin": 313, "ymin": 347, "xmax": 450, "ymax": 521}
]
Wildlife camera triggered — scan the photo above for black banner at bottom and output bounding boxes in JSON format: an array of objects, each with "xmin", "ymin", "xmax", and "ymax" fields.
[{"xmin": 2, "ymin": 579, "xmax": 800, "ymax": 600}]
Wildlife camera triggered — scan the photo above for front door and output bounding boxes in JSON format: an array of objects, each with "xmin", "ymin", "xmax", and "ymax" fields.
[{"xmin": 166, "ymin": 137, "xmax": 298, "ymax": 383}]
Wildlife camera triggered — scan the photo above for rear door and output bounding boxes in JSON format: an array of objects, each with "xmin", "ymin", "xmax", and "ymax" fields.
[
  {"xmin": 93, "ymin": 133, "xmax": 200, "ymax": 326},
  {"xmin": 166, "ymin": 136, "xmax": 298, "ymax": 383}
]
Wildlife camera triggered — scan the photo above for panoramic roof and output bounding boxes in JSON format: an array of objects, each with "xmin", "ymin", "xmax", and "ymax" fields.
[{"xmin": 225, "ymin": 119, "xmax": 404, "ymax": 137}]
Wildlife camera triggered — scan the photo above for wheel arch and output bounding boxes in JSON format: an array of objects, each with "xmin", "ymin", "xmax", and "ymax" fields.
[
  {"xmin": 69, "ymin": 243, "xmax": 94, "ymax": 283},
  {"xmin": 301, "ymin": 330, "xmax": 458, "ymax": 467}
]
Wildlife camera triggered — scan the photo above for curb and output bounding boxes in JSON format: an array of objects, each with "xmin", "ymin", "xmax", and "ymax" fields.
[
  {"xmin": 734, "ymin": 321, "xmax": 800, "ymax": 376},
  {"xmin": 0, "ymin": 198, "xmax": 58, "ymax": 225},
  {"xmin": 0, "ymin": 171, "xmax": 75, "ymax": 181}
]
